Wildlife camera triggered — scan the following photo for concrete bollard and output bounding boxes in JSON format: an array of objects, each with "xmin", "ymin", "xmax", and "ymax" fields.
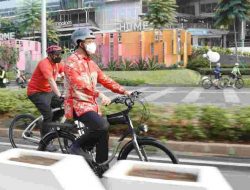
[
  {"xmin": 0, "ymin": 148, "xmax": 105, "ymax": 190},
  {"xmin": 102, "ymin": 160, "xmax": 232, "ymax": 190}
]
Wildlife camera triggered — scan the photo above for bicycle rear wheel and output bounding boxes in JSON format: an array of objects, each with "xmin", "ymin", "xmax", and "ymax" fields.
[
  {"xmin": 202, "ymin": 79, "xmax": 212, "ymax": 89},
  {"xmin": 9, "ymin": 114, "xmax": 41, "ymax": 149},
  {"xmin": 118, "ymin": 139, "xmax": 179, "ymax": 164},
  {"xmin": 38, "ymin": 130, "xmax": 76, "ymax": 154}
]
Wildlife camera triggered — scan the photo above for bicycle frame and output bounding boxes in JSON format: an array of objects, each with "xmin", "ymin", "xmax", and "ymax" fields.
[
  {"xmin": 97, "ymin": 108, "xmax": 146, "ymax": 166},
  {"xmin": 22, "ymin": 107, "xmax": 85, "ymax": 144}
]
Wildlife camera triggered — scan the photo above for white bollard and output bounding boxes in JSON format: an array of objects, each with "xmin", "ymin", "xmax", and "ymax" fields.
[{"xmin": 0, "ymin": 148, "xmax": 105, "ymax": 190}]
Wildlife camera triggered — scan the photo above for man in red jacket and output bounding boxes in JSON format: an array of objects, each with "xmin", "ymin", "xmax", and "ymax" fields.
[{"xmin": 27, "ymin": 45, "xmax": 64, "ymax": 150}]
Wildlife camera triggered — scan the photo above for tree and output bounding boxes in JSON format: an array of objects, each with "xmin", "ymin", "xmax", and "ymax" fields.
[
  {"xmin": 47, "ymin": 18, "xmax": 59, "ymax": 45},
  {"xmin": 16, "ymin": 0, "xmax": 58, "ymax": 43},
  {"xmin": 214, "ymin": 0, "xmax": 250, "ymax": 62},
  {"xmin": 17, "ymin": 0, "xmax": 41, "ymax": 39},
  {"xmin": 0, "ymin": 45, "xmax": 19, "ymax": 70},
  {"xmin": 144, "ymin": 0, "xmax": 178, "ymax": 29},
  {"xmin": 0, "ymin": 18, "xmax": 16, "ymax": 33}
]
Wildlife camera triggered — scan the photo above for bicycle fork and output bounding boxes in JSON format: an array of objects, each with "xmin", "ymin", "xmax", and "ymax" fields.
[{"xmin": 128, "ymin": 118, "xmax": 146, "ymax": 161}]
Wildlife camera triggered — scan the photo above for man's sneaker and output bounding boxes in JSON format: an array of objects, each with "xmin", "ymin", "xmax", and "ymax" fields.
[
  {"xmin": 96, "ymin": 164, "xmax": 110, "ymax": 178},
  {"xmin": 46, "ymin": 143, "xmax": 58, "ymax": 152}
]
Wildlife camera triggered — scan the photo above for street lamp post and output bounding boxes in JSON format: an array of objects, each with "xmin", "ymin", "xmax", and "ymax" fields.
[{"xmin": 41, "ymin": 0, "xmax": 47, "ymax": 58}]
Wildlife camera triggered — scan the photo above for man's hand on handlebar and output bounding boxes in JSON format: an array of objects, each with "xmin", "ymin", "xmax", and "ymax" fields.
[
  {"xmin": 100, "ymin": 93, "xmax": 111, "ymax": 106},
  {"xmin": 124, "ymin": 91, "xmax": 132, "ymax": 96}
]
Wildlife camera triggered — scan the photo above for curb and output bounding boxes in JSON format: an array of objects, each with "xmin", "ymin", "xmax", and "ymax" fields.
[
  {"xmin": 1, "ymin": 128, "xmax": 250, "ymax": 158},
  {"xmin": 108, "ymin": 137, "xmax": 250, "ymax": 158}
]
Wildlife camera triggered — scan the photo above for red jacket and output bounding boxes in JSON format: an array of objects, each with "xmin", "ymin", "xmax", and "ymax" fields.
[{"xmin": 64, "ymin": 51, "xmax": 126, "ymax": 119}]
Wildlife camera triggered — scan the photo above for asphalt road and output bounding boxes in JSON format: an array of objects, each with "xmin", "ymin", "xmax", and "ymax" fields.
[
  {"xmin": 0, "ymin": 136, "xmax": 249, "ymax": 190},
  {"xmin": 7, "ymin": 84, "xmax": 250, "ymax": 107}
]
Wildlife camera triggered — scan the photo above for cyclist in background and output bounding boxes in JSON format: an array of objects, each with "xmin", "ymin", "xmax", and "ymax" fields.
[
  {"xmin": 213, "ymin": 62, "xmax": 221, "ymax": 89},
  {"xmin": 27, "ymin": 45, "xmax": 64, "ymax": 151},
  {"xmin": 229, "ymin": 63, "xmax": 241, "ymax": 88}
]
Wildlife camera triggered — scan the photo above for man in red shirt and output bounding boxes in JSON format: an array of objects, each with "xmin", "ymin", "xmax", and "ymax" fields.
[{"xmin": 27, "ymin": 45, "xmax": 64, "ymax": 145}]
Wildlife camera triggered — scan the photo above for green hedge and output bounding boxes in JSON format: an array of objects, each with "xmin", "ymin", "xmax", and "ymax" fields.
[
  {"xmin": 1, "ymin": 89, "xmax": 250, "ymax": 142},
  {"xmin": 198, "ymin": 68, "xmax": 250, "ymax": 75},
  {"xmin": 0, "ymin": 89, "xmax": 38, "ymax": 115}
]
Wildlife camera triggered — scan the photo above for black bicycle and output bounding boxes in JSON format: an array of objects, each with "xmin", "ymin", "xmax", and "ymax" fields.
[{"xmin": 38, "ymin": 91, "xmax": 179, "ymax": 177}]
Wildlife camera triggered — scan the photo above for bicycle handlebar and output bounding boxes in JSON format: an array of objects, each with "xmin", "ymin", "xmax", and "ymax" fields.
[{"xmin": 110, "ymin": 91, "xmax": 143, "ymax": 107}]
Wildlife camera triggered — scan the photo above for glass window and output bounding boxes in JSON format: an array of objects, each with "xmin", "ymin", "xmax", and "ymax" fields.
[
  {"xmin": 150, "ymin": 43, "xmax": 154, "ymax": 55},
  {"xmin": 142, "ymin": 1, "xmax": 149, "ymax": 14},
  {"xmin": 201, "ymin": 4, "xmax": 206, "ymax": 13},
  {"xmin": 118, "ymin": 33, "xmax": 122, "ymax": 43},
  {"xmin": 71, "ymin": 13, "xmax": 79, "ymax": 24}
]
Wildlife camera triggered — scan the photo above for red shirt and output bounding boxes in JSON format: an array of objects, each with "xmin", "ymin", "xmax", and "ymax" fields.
[
  {"xmin": 64, "ymin": 52, "xmax": 126, "ymax": 119},
  {"xmin": 27, "ymin": 58, "xmax": 64, "ymax": 96}
]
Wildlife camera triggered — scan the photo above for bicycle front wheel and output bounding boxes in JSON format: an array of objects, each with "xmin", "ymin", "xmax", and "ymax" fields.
[
  {"xmin": 235, "ymin": 78, "xmax": 244, "ymax": 89},
  {"xmin": 118, "ymin": 139, "xmax": 179, "ymax": 164},
  {"xmin": 9, "ymin": 114, "xmax": 40, "ymax": 149}
]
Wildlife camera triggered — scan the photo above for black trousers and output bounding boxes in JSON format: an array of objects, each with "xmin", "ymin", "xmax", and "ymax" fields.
[
  {"xmin": 74, "ymin": 111, "xmax": 109, "ymax": 164},
  {"xmin": 28, "ymin": 92, "xmax": 64, "ymax": 137}
]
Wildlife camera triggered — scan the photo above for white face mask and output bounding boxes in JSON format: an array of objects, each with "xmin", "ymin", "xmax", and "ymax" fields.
[{"xmin": 85, "ymin": 42, "xmax": 96, "ymax": 54}]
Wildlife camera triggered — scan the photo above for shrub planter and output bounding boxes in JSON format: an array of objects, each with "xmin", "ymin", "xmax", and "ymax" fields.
[
  {"xmin": 102, "ymin": 160, "xmax": 232, "ymax": 190},
  {"xmin": 0, "ymin": 148, "xmax": 105, "ymax": 190}
]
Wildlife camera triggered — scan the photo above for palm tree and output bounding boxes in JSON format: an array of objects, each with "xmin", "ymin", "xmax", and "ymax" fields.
[
  {"xmin": 17, "ymin": 0, "xmax": 41, "ymax": 39},
  {"xmin": 16, "ymin": 0, "xmax": 58, "ymax": 43},
  {"xmin": 214, "ymin": 0, "xmax": 250, "ymax": 62},
  {"xmin": 47, "ymin": 18, "xmax": 59, "ymax": 44},
  {"xmin": 144, "ymin": 0, "xmax": 178, "ymax": 29}
]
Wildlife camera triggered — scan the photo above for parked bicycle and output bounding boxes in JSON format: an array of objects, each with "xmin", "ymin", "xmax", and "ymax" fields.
[{"xmin": 37, "ymin": 91, "xmax": 179, "ymax": 177}]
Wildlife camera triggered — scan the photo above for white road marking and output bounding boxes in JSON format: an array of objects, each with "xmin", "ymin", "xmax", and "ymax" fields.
[
  {"xmin": 182, "ymin": 88, "xmax": 203, "ymax": 103},
  {"xmin": 108, "ymin": 87, "xmax": 150, "ymax": 99},
  {"xmin": 124, "ymin": 154, "xmax": 250, "ymax": 168},
  {"xmin": 223, "ymin": 89, "xmax": 240, "ymax": 103},
  {"xmin": 144, "ymin": 88, "xmax": 175, "ymax": 101}
]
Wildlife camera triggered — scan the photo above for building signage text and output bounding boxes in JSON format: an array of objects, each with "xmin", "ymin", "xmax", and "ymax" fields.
[
  {"xmin": 117, "ymin": 21, "xmax": 149, "ymax": 31},
  {"xmin": 0, "ymin": 32, "xmax": 15, "ymax": 40},
  {"xmin": 55, "ymin": 21, "xmax": 73, "ymax": 28}
]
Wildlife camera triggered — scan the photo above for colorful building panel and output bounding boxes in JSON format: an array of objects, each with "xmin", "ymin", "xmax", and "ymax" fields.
[
  {"xmin": 94, "ymin": 29, "xmax": 192, "ymax": 67},
  {"xmin": 0, "ymin": 39, "xmax": 41, "ymax": 72}
]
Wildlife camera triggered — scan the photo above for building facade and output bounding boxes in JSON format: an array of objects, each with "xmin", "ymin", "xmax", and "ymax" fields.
[
  {"xmin": 176, "ymin": 0, "xmax": 249, "ymax": 48},
  {"xmin": 5, "ymin": 0, "xmax": 245, "ymax": 69},
  {"xmin": 1, "ymin": 0, "xmax": 248, "ymax": 48},
  {"xmin": 0, "ymin": 39, "xmax": 41, "ymax": 72},
  {"xmin": 94, "ymin": 29, "xmax": 192, "ymax": 66}
]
